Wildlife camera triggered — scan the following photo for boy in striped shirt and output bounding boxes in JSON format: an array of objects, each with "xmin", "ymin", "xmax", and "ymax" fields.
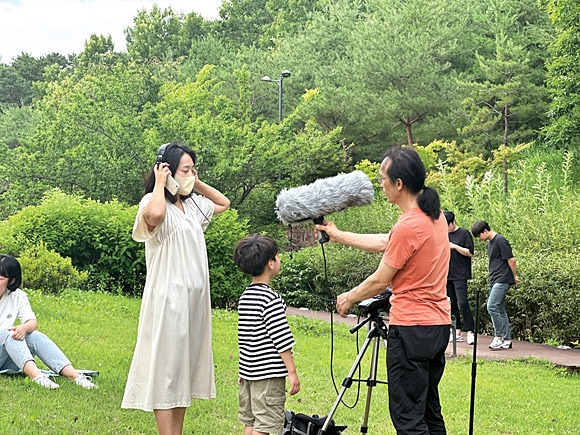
[{"xmin": 234, "ymin": 234, "xmax": 300, "ymax": 435}]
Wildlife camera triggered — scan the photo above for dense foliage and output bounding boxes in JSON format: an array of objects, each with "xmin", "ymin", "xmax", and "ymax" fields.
[{"xmin": 0, "ymin": 190, "xmax": 250, "ymax": 303}]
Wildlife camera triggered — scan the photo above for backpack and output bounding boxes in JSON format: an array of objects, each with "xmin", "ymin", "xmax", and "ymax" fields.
[{"xmin": 280, "ymin": 410, "xmax": 347, "ymax": 435}]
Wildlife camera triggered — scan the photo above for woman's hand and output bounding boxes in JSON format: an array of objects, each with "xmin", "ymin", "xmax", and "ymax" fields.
[
  {"xmin": 153, "ymin": 162, "xmax": 172, "ymax": 188},
  {"xmin": 315, "ymin": 220, "xmax": 340, "ymax": 242},
  {"xmin": 336, "ymin": 291, "xmax": 355, "ymax": 317},
  {"xmin": 8, "ymin": 325, "xmax": 27, "ymax": 341}
]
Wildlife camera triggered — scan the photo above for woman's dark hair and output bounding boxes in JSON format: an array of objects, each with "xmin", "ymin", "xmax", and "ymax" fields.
[
  {"xmin": 382, "ymin": 146, "xmax": 441, "ymax": 219},
  {"xmin": 144, "ymin": 143, "xmax": 197, "ymax": 204},
  {"xmin": 0, "ymin": 254, "xmax": 22, "ymax": 293},
  {"xmin": 471, "ymin": 220, "xmax": 491, "ymax": 237},
  {"xmin": 233, "ymin": 234, "xmax": 279, "ymax": 277}
]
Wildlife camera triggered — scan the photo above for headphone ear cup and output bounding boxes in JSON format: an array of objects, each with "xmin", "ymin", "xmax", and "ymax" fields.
[{"xmin": 156, "ymin": 143, "xmax": 171, "ymax": 166}]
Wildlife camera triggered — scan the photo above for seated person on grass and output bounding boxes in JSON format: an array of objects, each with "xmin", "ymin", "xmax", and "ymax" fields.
[{"xmin": 0, "ymin": 254, "xmax": 97, "ymax": 390}]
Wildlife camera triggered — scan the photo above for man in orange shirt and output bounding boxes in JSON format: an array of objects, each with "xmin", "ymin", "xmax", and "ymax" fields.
[{"xmin": 317, "ymin": 146, "xmax": 450, "ymax": 434}]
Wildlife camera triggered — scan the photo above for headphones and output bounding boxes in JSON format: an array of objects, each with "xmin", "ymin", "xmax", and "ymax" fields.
[
  {"xmin": 155, "ymin": 142, "xmax": 212, "ymax": 225},
  {"xmin": 156, "ymin": 143, "xmax": 171, "ymax": 167}
]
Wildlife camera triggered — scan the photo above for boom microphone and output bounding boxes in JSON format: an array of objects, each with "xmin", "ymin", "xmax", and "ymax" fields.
[{"xmin": 275, "ymin": 170, "xmax": 375, "ymax": 243}]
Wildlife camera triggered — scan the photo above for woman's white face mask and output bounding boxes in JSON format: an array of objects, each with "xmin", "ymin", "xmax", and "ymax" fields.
[{"xmin": 174, "ymin": 174, "xmax": 195, "ymax": 196}]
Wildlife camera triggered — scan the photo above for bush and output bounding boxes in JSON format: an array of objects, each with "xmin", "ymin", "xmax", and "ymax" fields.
[
  {"xmin": 0, "ymin": 189, "xmax": 144, "ymax": 295},
  {"xmin": 0, "ymin": 190, "xmax": 252, "ymax": 303},
  {"xmin": 275, "ymin": 244, "xmax": 383, "ymax": 311},
  {"xmin": 18, "ymin": 243, "xmax": 88, "ymax": 294},
  {"xmin": 205, "ymin": 208, "xmax": 250, "ymax": 308}
]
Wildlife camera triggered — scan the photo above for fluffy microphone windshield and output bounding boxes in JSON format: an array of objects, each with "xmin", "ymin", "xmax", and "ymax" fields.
[{"xmin": 276, "ymin": 170, "xmax": 375, "ymax": 226}]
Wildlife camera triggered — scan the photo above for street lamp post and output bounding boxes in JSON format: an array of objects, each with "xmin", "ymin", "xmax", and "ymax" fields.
[{"xmin": 261, "ymin": 70, "xmax": 291, "ymax": 123}]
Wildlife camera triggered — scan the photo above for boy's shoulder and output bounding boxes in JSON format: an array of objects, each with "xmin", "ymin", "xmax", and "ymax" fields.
[{"xmin": 241, "ymin": 283, "xmax": 282, "ymax": 302}]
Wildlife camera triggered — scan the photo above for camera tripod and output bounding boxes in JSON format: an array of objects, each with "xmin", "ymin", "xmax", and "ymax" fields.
[{"xmin": 319, "ymin": 309, "xmax": 389, "ymax": 434}]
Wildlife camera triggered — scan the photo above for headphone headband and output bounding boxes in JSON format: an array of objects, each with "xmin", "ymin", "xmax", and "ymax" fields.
[{"xmin": 156, "ymin": 143, "xmax": 171, "ymax": 165}]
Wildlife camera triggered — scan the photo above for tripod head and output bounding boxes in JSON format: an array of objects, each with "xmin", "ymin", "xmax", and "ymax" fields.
[
  {"xmin": 350, "ymin": 288, "xmax": 391, "ymax": 338},
  {"xmin": 357, "ymin": 287, "xmax": 391, "ymax": 316}
]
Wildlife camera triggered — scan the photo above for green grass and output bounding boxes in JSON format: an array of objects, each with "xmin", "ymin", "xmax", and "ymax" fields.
[{"xmin": 1, "ymin": 290, "xmax": 579, "ymax": 434}]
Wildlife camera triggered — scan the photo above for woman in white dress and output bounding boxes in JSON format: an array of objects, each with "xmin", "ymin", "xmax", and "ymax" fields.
[{"xmin": 122, "ymin": 143, "xmax": 230, "ymax": 435}]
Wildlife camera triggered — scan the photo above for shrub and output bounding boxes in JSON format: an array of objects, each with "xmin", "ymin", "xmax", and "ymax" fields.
[
  {"xmin": 470, "ymin": 250, "xmax": 580, "ymax": 346},
  {"xmin": 18, "ymin": 243, "xmax": 88, "ymax": 294},
  {"xmin": 205, "ymin": 208, "xmax": 250, "ymax": 308},
  {"xmin": 0, "ymin": 189, "xmax": 144, "ymax": 295},
  {"xmin": 0, "ymin": 190, "xmax": 252, "ymax": 303},
  {"xmin": 275, "ymin": 244, "xmax": 383, "ymax": 311}
]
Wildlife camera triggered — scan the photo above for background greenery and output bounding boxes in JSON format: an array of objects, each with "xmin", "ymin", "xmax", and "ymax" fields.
[
  {"xmin": 1, "ymin": 290, "xmax": 579, "ymax": 434},
  {"xmin": 1, "ymin": 0, "xmax": 579, "ymax": 345}
]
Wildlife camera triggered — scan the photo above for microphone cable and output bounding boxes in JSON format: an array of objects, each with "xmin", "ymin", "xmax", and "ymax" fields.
[{"xmin": 319, "ymin": 241, "xmax": 364, "ymax": 410}]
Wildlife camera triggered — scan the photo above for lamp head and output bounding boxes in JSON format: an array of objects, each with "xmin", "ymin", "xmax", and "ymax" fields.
[
  {"xmin": 261, "ymin": 76, "xmax": 273, "ymax": 82},
  {"xmin": 280, "ymin": 70, "xmax": 291, "ymax": 78}
]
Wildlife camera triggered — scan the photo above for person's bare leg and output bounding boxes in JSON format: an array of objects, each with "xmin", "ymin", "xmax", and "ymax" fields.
[
  {"xmin": 59, "ymin": 363, "xmax": 82, "ymax": 380},
  {"xmin": 154, "ymin": 408, "xmax": 187, "ymax": 435},
  {"xmin": 22, "ymin": 359, "xmax": 41, "ymax": 379}
]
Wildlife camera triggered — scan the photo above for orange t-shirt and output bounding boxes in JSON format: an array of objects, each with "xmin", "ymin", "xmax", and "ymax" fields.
[{"xmin": 382, "ymin": 207, "xmax": 451, "ymax": 326}]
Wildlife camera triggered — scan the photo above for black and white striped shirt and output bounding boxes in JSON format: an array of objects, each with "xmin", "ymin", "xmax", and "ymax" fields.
[{"xmin": 238, "ymin": 283, "xmax": 296, "ymax": 380}]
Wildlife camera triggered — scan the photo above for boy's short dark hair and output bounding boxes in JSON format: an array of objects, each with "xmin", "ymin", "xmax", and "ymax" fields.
[
  {"xmin": 443, "ymin": 210, "xmax": 455, "ymax": 225},
  {"xmin": 471, "ymin": 220, "xmax": 491, "ymax": 237},
  {"xmin": 0, "ymin": 254, "xmax": 22, "ymax": 293},
  {"xmin": 233, "ymin": 234, "xmax": 279, "ymax": 277}
]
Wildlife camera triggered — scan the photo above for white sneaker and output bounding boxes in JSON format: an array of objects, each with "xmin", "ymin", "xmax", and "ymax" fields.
[
  {"xmin": 467, "ymin": 331, "xmax": 475, "ymax": 345},
  {"xmin": 500, "ymin": 340, "xmax": 512, "ymax": 349},
  {"xmin": 74, "ymin": 374, "xmax": 97, "ymax": 389},
  {"xmin": 489, "ymin": 336, "xmax": 504, "ymax": 350},
  {"xmin": 32, "ymin": 373, "xmax": 59, "ymax": 389},
  {"xmin": 449, "ymin": 331, "xmax": 464, "ymax": 342}
]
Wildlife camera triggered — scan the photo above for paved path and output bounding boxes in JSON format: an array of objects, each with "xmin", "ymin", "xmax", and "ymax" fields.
[{"xmin": 287, "ymin": 307, "xmax": 580, "ymax": 373}]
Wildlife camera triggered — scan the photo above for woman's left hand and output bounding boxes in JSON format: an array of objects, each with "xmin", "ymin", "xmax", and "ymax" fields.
[
  {"xmin": 336, "ymin": 291, "xmax": 355, "ymax": 317},
  {"xmin": 8, "ymin": 325, "xmax": 26, "ymax": 341}
]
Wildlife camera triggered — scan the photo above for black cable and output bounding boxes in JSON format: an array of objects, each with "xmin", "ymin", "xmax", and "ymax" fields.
[{"xmin": 320, "ymin": 241, "xmax": 362, "ymax": 409}]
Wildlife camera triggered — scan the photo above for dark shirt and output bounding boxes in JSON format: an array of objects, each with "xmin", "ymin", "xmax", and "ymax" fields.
[
  {"xmin": 487, "ymin": 234, "xmax": 515, "ymax": 286},
  {"xmin": 447, "ymin": 227, "xmax": 474, "ymax": 281}
]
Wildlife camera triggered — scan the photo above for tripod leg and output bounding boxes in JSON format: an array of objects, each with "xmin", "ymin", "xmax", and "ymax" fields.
[
  {"xmin": 319, "ymin": 328, "xmax": 377, "ymax": 434},
  {"xmin": 360, "ymin": 335, "xmax": 381, "ymax": 434}
]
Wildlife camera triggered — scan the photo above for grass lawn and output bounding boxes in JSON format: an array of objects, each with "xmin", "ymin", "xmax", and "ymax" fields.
[{"xmin": 1, "ymin": 289, "xmax": 579, "ymax": 434}]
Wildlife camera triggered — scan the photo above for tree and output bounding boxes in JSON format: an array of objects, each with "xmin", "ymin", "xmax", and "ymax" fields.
[
  {"xmin": 0, "ymin": 53, "xmax": 69, "ymax": 105},
  {"xmin": 217, "ymin": 0, "xmax": 273, "ymax": 48},
  {"xmin": 270, "ymin": 0, "xmax": 378, "ymax": 162},
  {"xmin": 0, "ymin": 65, "xmax": 30, "ymax": 105},
  {"xmin": 125, "ymin": 5, "xmax": 207, "ymax": 61},
  {"xmin": 75, "ymin": 34, "xmax": 122, "ymax": 68},
  {"xmin": 1, "ymin": 61, "xmax": 166, "ymax": 214},
  {"xmin": 541, "ymin": 0, "xmax": 580, "ymax": 149},
  {"xmin": 143, "ymin": 65, "xmax": 347, "ymax": 227},
  {"xmin": 458, "ymin": 0, "xmax": 551, "ymax": 157}
]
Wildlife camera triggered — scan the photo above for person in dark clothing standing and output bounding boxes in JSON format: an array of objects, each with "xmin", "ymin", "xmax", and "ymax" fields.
[
  {"xmin": 471, "ymin": 220, "xmax": 520, "ymax": 350},
  {"xmin": 444, "ymin": 211, "xmax": 476, "ymax": 345}
]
